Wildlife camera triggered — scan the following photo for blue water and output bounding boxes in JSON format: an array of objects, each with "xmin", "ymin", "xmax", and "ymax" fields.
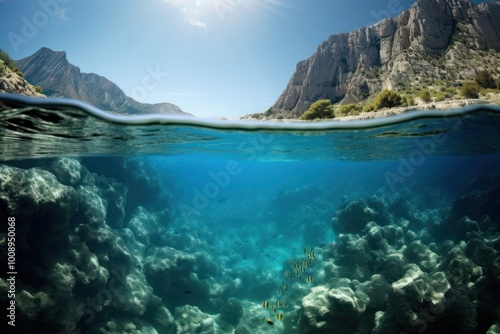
[{"xmin": 1, "ymin": 94, "xmax": 500, "ymax": 334}]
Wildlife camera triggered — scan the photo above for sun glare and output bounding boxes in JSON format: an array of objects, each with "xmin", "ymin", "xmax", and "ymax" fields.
[{"xmin": 163, "ymin": 0, "xmax": 288, "ymax": 30}]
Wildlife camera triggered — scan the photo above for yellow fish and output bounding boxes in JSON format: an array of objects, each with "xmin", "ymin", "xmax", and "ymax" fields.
[
  {"xmin": 263, "ymin": 317, "xmax": 274, "ymax": 326},
  {"xmin": 263, "ymin": 300, "xmax": 269, "ymax": 309},
  {"xmin": 285, "ymin": 270, "xmax": 290, "ymax": 279},
  {"xmin": 281, "ymin": 283, "xmax": 287, "ymax": 290},
  {"xmin": 284, "ymin": 301, "xmax": 288, "ymax": 308},
  {"xmin": 306, "ymin": 275, "xmax": 313, "ymax": 283},
  {"xmin": 276, "ymin": 312, "xmax": 284, "ymax": 321},
  {"xmin": 276, "ymin": 300, "xmax": 281, "ymax": 307},
  {"xmin": 272, "ymin": 305, "xmax": 277, "ymax": 314}
]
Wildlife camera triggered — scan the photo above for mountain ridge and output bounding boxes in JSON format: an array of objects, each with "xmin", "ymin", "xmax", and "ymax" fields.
[
  {"xmin": 15, "ymin": 47, "xmax": 190, "ymax": 116},
  {"xmin": 271, "ymin": 0, "xmax": 500, "ymax": 117}
]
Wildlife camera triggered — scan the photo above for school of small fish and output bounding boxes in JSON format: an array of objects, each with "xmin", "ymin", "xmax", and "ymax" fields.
[{"xmin": 262, "ymin": 245, "xmax": 317, "ymax": 326}]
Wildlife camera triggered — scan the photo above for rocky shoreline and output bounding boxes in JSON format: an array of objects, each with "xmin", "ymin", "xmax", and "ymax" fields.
[{"xmin": 239, "ymin": 97, "xmax": 500, "ymax": 122}]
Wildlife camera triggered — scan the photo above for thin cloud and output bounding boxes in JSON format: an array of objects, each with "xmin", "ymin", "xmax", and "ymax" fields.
[{"xmin": 164, "ymin": 0, "xmax": 208, "ymax": 30}]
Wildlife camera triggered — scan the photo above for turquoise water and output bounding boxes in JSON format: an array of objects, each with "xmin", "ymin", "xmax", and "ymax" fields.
[{"xmin": 1, "ymin": 94, "xmax": 500, "ymax": 334}]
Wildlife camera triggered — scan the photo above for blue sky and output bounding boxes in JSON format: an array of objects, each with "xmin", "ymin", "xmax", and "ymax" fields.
[{"xmin": 0, "ymin": 0, "xmax": 485, "ymax": 117}]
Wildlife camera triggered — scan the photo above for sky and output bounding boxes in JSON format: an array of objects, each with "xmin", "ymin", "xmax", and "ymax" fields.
[{"xmin": 0, "ymin": 0, "xmax": 486, "ymax": 118}]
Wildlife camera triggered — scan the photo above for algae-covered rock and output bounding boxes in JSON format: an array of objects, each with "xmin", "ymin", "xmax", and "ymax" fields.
[
  {"xmin": 175, "ymin": 305, "xmax": 215, "ymax": 334},
  {"xmin": 0, "ymin": 165, "xmax": 77, "ymax": 249},
  {"xmin": 51, "ymin": 157, "xmax": 82, "ymax": 186},
  {"xmin": 332, "ymin": 197, "xmax": 392, "ymax": 234}
]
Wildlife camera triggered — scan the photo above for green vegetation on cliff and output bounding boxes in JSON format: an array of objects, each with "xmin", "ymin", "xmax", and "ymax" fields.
[{"xmin": 0, "ymin": 49, "xmax": 23, "ymax": 77}]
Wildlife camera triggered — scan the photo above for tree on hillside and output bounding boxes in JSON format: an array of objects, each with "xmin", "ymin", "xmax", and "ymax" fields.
[
  {"xmin": 460, "ymin": 82, "xmax": 480, "ymax": 99},
  {"xmin": 419, "ymin": 90, "xmax": 432, "ymax": 103},
  {"xmin": 374, "ymin": 90, "xmax": 404, "ymax": 109},
  {"xmin": 475, "ymin": 69, "xmax": 496, "ymax": 89},
  {"xmin": 300, "ymin": 99, "xmax": 334, "ymax": 120}
]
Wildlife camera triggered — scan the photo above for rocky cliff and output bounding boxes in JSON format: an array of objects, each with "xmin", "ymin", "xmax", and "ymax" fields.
[
  {"xmin": 15, "ymin": 47, "xmax": 190, "ymax": 115},
  {"xmin": 0, "ymin": 60, "xmax": 45, "ymax": 98},
  {"xmin": 273, "ymin": 0, "xmax": 500, "ymax": 116}
]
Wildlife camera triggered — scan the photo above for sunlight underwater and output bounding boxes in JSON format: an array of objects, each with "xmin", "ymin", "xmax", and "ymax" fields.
[{"xmin": 1, "ymin": 94, "xmax": 500, "ymax": 333}]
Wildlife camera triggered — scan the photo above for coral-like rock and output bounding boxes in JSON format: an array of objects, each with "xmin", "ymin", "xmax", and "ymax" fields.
[
  {"xmin": 51, "ymin": 157, "xmax": 82, "ymax": 186},
  {"xmin": 145, "ymin": 295, "xmax": 175, "ymax": 334},
  {"xmin": 403, "ymin": 240, "xmax": 439, "ymax": 272},
  {"xmin": 0, "ymin": 165, "xmax": 77, "ymax": 249},
  {"xmin": 486, "ymin": 323, "xmax": 500, "ymax": 334},
  {"xmin": 332, "ymin": 233, "xmax": 373, "ymax": 280},
  {"xmin": 175, "ymin": 305, "xmax": 215, "ymax": 334},
  {"xmin": 218, "ymin": 298, "xmax": 243, "ymax": 330},
  {"xmin": 332, "ymin": 197, "xmax": 391, "ymax": 234},
  {"xmin": 298, "ymin": 285, "xmax": 369, "ymax": 333}
]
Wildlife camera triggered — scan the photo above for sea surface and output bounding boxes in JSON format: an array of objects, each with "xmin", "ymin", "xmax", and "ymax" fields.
[{"xmin": 1, "ymin": 93, "xmax": 500, "ymax": 334}]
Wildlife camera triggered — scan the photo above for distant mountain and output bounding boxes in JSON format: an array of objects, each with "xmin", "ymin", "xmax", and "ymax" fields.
[
  {"xmin": 272, "ymin": 0, "xmax": 500, "ymax": 116},
  {"xmin": 15, "ymin": 47, "xmax": 190, "ymax": 115}
]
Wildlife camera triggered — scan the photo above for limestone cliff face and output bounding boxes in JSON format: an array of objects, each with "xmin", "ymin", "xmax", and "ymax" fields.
[
  {"xmin": 273, "ymin": 0, "xmax": 500, "ymax": 115},
  {"xmin": 0, "ymin": 61, "xmax": 45, "ymax": 98},
  {"xmin": 15, "ymin": 47, "xmax": 190, "ymax": 115}
]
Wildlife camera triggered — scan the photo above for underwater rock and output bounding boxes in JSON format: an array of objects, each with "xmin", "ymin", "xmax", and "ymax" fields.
[
  {"xmin": 144, "ymin": 295, "xmax": 176, "ymax": 334},
  {"xmin": 298, "ymin": 286, "xmax": 334, "ymax": 332},
  {"xmin": 403, "ymin": 240, "xmax": 439, "ymax": 273},
  {"xmin": 491, "ymin": 256, "xmax": 500, "ymax": 285},
  {"xmin": 111, "ymin": 269, "xmax": 153, "ymax": 316},
  {"xmin": 298, "ymin": 285, "xmax": 369, "ymax": 333},
  {"xmin": 457, "ymin": 216, "xmax": 481, "ymax": 241},
  {"xmin": 359, "ymin": 274, "xmax": 391, "ymax": 309},
  {"xmin": 144, "ymin": 246, "xmax": 197, "ymax": 294},
  {"xmin": 331, "ymin": 233, "xmax": 373, "ymax": 280},
  {"xmin": 486, "ymin": 323, "xmax": 500, "ymax": 334},
  {"xmin": 76, "ymin": 184, "xmax": 108, "ymax": 227},
  {"xmin": 127, "ymin": 206, "xmax": 169, "ymax": 249},
  {"xmin": 372, "ymin": 253, "xmax": 407, "ymax": 283},
  {"xmin": 91, "ymin": 317, "xmax": 159, "ymax": 334},
  {"xmin": 332, "ymin": 196, "xmax": 392, "ymax": 234},
  {"xmin": 440, "ymin": 246, "xmax": 477, "ymax": 286},
  {"xmin": 465, "ymin": 237, "xmax": 498, "ymax": 267},
  {"xmin": 0, "ymin": 165, "xmax": 77, "ymax": 249},
  {"xmin": 445, "ymin": 174, "xmax": 500, "ymax": 239},
  {"xmin": 218, "ymin": 298, "xmax": 244, "ymax": 331},
  {"xmin": 175, "ymin": 305, "xmax": 215, "ymax": 334},
  {"xmin": 94, "ymin": 174, "xmax": 128, "ymax": 229},
  {"xmin": 51, "ymin": 157, "xmax": 82, "ymax": 186}
]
